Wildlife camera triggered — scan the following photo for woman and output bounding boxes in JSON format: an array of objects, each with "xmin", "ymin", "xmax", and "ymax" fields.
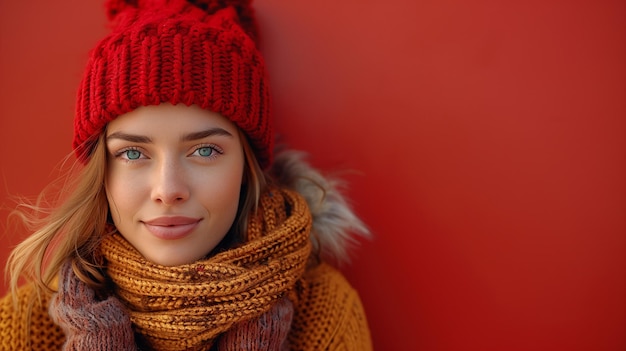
[{"xmin": 0, "ymin": 0, "xmax": 372, "ymax": 350}]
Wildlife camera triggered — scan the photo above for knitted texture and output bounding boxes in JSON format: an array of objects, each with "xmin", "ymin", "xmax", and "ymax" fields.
[
  {"xmin": 0, "ymin": 284, "xmax": 65, "ymax": 350},
  {"xmin": 0, "ymin": 264, "xmax": 372, "ymax": 351},
  {"xmin": 48, "ymin": 260, "xmax": 136, "ymax": 350},
  {"xmin": 73, "ymin": 0, "xmax": 273, "ymax": 167},
  {"xmin": 0, "ymin": 184, "xmax": 373, "ymax": 350},
  {"xmin": 218, "ymin": 296, "xmax": 293, "ymax": 350},
  {"xmin": 100, "ymin": 187, "xmax": 312, "ymax": 350},
  {"xmin": 289, "ymin": 263, "xmax": 373, "ymax": 351}
]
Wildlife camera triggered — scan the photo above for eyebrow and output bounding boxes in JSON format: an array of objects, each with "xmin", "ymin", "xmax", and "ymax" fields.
[
  {"xmin": 106, "ymin": 128, "xmax": 234, "ymax": 143},
  {"xmin": 182, "ymin": 128, "xmax": 233, "ymax": 141},
  {"xmin": 106, "ymin": 132, "xmax": 152, "ymax": 143}
]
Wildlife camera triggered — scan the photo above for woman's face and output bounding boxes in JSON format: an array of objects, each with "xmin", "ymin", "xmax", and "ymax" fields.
[{"xmin": 105, "ymin": 103, "xmax": 244, "ymax": 266}]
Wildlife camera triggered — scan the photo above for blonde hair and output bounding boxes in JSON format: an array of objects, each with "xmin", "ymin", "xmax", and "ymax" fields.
[
  {"xmin": 237, "ymin": 128, "xmax": 268, "ymax": 231},
  {"xmin": 6, "ymin": 129, "xmax": 267, "ymax": 298},
  {"xmin": 6, "ymin": 133, "xmax": 109, "ymax": 299}
]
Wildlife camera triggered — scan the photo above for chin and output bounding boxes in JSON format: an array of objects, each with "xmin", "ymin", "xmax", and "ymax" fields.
[{"xmin": 142, "ymin": 247, "xmax": 209, "ymax": 267}]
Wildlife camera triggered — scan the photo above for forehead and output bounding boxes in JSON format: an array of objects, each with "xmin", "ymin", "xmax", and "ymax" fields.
[{"xmin": 106, "ymin": 103, "xmax": 238, "ymax": 136}]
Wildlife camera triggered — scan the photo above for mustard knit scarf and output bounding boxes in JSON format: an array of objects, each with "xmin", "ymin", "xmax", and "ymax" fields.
[{"xmin": 100, "ymin": 188, "xmax": 312, "ymax": 350}]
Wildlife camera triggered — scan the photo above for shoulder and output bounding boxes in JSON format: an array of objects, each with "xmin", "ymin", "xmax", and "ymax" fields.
[
  {"xmin": 0, "ymin": 283, "xmax": 65, "ymax": 351},
  {"xmin": 290, "ymin": 262, "xmax": 373, "ymax": 351}
]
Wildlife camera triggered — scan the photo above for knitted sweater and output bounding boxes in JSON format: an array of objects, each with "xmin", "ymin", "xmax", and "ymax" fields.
[{"xmin": 0, "ymin": 262, "xmax": 371, "ymax": 350}]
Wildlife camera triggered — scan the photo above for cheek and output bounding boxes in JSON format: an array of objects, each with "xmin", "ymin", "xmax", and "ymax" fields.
[
  {"xmin": 198, "ymin": 165, "xmax": 244, "ymax": 216},
  {"xmin": 106, "ymin": 183, "xmax": 125, "ymax": 223},
  {"xmin": 106, "ymin": 170, "xmax": 144, "ymax": 220}
]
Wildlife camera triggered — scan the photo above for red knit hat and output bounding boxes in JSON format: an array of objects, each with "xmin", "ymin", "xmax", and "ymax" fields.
[{"xmin": 73, "ymin": 0, "xmax": 273, "ymax": 167}]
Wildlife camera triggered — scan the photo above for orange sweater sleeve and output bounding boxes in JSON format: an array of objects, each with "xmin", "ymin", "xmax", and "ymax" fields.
[
  {"xmin": 290, "ymin": 263, "xmax": 373, "ymax": 351},
  {"xmin": 0, "ymin": 283, "xmax": 65, "ymax": 351}
]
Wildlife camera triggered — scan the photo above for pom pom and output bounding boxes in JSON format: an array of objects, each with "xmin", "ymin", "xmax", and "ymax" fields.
[
  {"xmin": 106, "ymin": 0, "xmax": 138, "ymax": 21},
  {"xmin": 187, "ymin": 0, "xmax": 259, "ymax": 42},
  {"xmin": 105, "ymin": 0, "xmax": 259, "ymax": 42}
]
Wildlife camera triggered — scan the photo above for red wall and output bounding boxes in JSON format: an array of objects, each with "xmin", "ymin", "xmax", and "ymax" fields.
[{"xmin": 1, "ymin": 1, "xmax": 624, "ymax": 350}]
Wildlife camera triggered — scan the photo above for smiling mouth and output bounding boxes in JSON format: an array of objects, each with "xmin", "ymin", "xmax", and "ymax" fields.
[{"xmin": 143, "ymin": 217, "xmax": 201, "ymax": 240}]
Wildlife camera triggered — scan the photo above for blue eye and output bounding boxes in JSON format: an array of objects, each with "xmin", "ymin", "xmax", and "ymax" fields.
[
  {"xmin": 125, "ymin": 149, "xmax": 142, "ymax": 160},
  {"xmin": 195, "ymin": 146, "xmax": 215, "ymax": 157}
]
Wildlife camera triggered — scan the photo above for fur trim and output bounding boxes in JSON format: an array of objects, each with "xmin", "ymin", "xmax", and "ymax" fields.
[{"xmin": 269, "ymin": 150, "xmax": 371, "ymax": 263}]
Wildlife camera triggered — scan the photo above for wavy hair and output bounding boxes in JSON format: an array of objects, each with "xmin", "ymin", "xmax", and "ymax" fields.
[{"xmin": 6, "ymin": 129, "xmax": 266, "ymax": 300}]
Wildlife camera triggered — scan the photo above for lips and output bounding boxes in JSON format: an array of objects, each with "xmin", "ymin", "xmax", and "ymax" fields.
[{"xmin": 142, "ymin": 216, "xmax": 201, "ymax": 240}]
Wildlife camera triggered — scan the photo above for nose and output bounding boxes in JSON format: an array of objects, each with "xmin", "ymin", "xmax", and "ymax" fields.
[{"xmin": 151, "ymin": 158, "xmax": 190, "ymax": 205}]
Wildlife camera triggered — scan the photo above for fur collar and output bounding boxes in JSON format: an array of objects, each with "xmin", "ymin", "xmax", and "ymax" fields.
[{"xmin": 269, "ymin": 150, "xmax": 371, "ymax": 263}]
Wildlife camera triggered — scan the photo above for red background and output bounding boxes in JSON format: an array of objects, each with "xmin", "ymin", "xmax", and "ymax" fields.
[{"xmin": 1, "ymin": 1, "xmax": 624, "ymax": 350}]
